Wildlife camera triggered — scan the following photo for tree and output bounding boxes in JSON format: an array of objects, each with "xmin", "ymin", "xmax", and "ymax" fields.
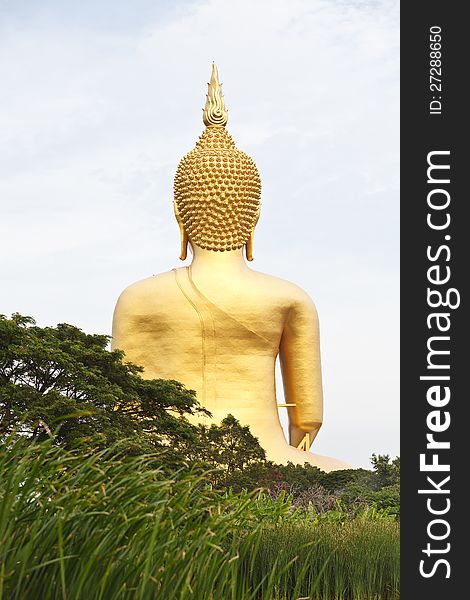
[
  {"xmin": 0, "ymin": 313, "xmax": 207, "ymax": 461},
  {"xmin": 370, "ymin": 454, "xmax": 400, "ymax": 488},
  {"xmin": 322, "ymin": 468, "xmax": 375, "ymax": 494},
  {"xmin": 269, "ymin": 462, "xmax": 325, "ymax": 495},
  {"xmin": 195, "ymin": 415, "xmax": 266, "ymax": 485}
]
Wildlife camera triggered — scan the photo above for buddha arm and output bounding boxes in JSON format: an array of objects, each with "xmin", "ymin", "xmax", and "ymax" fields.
[{"xmin": 279, "ymin": 295, "xmax": 323, "ymax": 449}]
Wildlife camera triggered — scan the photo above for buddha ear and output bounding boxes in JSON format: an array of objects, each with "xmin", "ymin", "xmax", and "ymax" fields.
[
  {"xmin": 245, "ymin": 206, "xmax": 260, "ymax": 262},
  {"xmin": 179, "ymin": 227, "xmax": 189, "ymax": 261},
  {"xmin": 245, "ymin": 229, "xmax": 255, "ymax": 262},
  {"xmin": 174, "ymin": 201, "xmax": 188, "ymax": 261}
]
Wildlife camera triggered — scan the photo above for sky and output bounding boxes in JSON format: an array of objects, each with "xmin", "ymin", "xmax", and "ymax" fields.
[{"xmin": 0, "ymin": 0, "xmax": 399, "ymax": 468}]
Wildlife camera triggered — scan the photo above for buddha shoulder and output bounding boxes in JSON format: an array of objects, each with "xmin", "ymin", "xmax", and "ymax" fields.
[
  {"xmin": 249, "ymin": 270, "xmax": 319, "ymax": 315},
  {"xmin": 113, "ymin": 269, "xmax": 318, "ymax": 319},
  {"xmin": 113, "ymin": 271, "xmax": 180, "ymax": 314}
]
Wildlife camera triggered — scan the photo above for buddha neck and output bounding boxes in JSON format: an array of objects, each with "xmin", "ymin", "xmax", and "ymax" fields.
[{"xmin": 189, "ymin": 243, "xmax": 249, "ymax": 280}]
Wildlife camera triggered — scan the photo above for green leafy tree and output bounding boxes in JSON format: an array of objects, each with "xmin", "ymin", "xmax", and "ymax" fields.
[
  {"xmin": 322, "ymin": 468, "xmax": 376, "ymax": 494},
  {"xmin": 370, "ymin": 485, "xmax": 400, "ymax": 516},
  {"xmin": 371, "ymin": 454, "xmax": 400, "ymax": 488},
  {"xmin": 267, "ymin": 462, "xmax": 325, "ymax": 495},
  {"xmin": 337, "ymin": 456, "xmax": 400, "ymax": 515},
  {"xmin": 0, "ymin": 313, "xmax": 206, "ymax": 461},
  {"xmin": 195, "ymin": 415, "xmax": 266, "ymax": 485}
]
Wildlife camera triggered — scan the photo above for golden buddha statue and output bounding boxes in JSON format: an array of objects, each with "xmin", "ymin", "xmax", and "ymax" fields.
[{"xmin": 112, "ymin": 64, "xmax": 349, "ymax": 471}]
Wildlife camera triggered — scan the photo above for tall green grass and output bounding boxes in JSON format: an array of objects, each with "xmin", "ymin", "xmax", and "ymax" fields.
[
  {"xmin": 0, "ymin": 438, "xmax": 399, "ymax": 599},
  {"xmin": 249, "ymin": 519, "xmax": 399, "ymax": 599}
]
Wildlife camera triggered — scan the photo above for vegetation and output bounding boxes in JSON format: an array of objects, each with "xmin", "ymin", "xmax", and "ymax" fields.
[
  {"xmin": 0, "ymin": 314, "xmax": 400, "ymax": 599},
  {"xmin": 0, "ymin": 438, "xmax": 399, "ymax": 600},
  {"xmin": 0, "ymin": 313, "xmax": 206, "ymax": 463}
]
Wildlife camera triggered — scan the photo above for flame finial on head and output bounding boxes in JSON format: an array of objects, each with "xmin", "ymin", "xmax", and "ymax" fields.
[
  {"xmin": 203, "ymin": 63, "xmax": 228, "ymax": 127},
  {"xmin": 174, "ymin": 63, "xmax": 261, "ymax": 259}
]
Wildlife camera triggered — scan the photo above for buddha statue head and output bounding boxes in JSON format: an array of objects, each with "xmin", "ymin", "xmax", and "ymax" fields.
[{"xmin": 174, "ymin": 64, "xmax": 261, "ymax": 261}]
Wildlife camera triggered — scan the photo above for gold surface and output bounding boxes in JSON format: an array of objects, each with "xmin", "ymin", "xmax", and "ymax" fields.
[
  {"xmin": 202, "ymin": 63, "xmax": 228, "ymax": 127},
  {"xmin": 112, "ymin": 65, "xmax": 349, "ymax": 471},
  {"xmin": 174, "ymin": 64, "xmax": 261, "ymax": 257}
]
